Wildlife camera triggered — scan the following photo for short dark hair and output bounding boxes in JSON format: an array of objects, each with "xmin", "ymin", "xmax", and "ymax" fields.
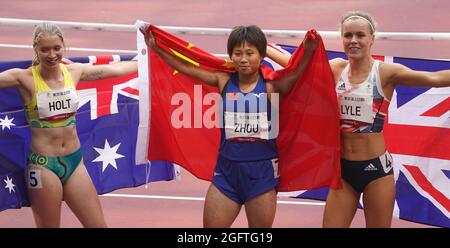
[{"xmin": 227, "ymin": 25, "xmax": 267, "ymax": 58}]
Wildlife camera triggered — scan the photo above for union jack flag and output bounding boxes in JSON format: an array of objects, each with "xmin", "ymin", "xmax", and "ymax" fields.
[
  {"xmin": 385, "ymin": 56, "xmax": 450, "ymax": 227},
  {"xmin": 268, "ymin": 45, "xmax": 450, "ymax": 227},
  {"xmin": 0, "ymin": 55, "xmax": 177, "ymax": 212}
]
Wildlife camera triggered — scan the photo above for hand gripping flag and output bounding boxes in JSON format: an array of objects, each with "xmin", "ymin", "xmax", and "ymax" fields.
[{"xmin": 136, "ymin": 22, "xmax": 341, "ymax": 192}]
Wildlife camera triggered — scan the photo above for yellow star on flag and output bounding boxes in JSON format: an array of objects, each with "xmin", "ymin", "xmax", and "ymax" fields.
[{"xmin": 171, "ymin": 43, "xmax": 199, "ymax": 75}]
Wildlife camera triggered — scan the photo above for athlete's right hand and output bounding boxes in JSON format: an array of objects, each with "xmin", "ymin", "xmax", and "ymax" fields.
[{"xmin": 139, "ymin": 24, "xmax": 157, "ymax": 51}]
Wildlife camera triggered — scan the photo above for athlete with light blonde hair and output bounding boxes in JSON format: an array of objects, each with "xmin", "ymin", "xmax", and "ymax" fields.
[
  {"xmin": 0, "ymin": 23, "xmax": 137, "ymax": 227},
  {"xmin": 267, "ymin": 10, "xmax": 450, "ymax": 227}
]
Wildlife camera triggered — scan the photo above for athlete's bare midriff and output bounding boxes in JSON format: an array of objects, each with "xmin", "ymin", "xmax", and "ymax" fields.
[
  {"xmin": 30, "ymin": 125, "xmax": 80, "ymax": 156},
  {"xmin": 340, "ymin": 132, "xmax": 386, "ymax": 161}
]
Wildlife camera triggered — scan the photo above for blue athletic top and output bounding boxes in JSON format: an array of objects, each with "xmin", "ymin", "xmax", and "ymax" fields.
[{"xmin": 219, "ymin": 72, "xmax": 278, "ymax": 161}]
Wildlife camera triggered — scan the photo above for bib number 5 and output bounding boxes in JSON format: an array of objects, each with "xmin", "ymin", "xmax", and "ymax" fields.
[{"xmin": 27, "ymin": 169, "xmax": 42, "ymax": 189}]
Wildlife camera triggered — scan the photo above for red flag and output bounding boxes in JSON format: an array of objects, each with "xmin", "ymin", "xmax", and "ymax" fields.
[
  {"xmin": 266, "ymin": 31, "xmax": 341, "ymax": 190},
  {"xmin": 143, "ymin": 25, "xmax": 341, "ymax": 191}
]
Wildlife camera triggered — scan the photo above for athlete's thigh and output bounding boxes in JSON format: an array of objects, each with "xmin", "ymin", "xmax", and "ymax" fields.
[
  {"xmin": 203, "ymin": 184, "xmax": 242, "ymax": 228},
  {"xmin": 26, "ymin": 164, "xmax": 63, "ymax": 227},
  {"xmin": 362, "ymin": 174, "xmax": 395, "ymax": 227},
  {"xmin": 322, "ymin": 180, "xmax": 360, "ymax": 227},
  {"xmin": 63, "ymin": 160, "xmax": 106, "ymax": 227},
  {"xmin": 244, "ymin": 188, "xmax": 277, "ymax": 228}
]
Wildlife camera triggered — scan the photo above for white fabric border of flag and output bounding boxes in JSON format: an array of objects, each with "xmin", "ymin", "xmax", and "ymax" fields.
[
  {"xmin": 133, "ymin": 21, "xmax": 182, "ymax": 180},
  {"xmin": 135, "ymin": 20, "xmax": 150, "ymax": 165}
]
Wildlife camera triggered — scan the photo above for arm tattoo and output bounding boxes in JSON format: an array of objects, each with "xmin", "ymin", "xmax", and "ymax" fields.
[{"xmin": 87, "ymin": 68, "xmax": 104, "ymax": 80}]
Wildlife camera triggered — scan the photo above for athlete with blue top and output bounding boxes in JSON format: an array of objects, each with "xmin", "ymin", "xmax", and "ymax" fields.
[
  {"xmin": 0, "ymin": 23, "xmax": 137, "ymax": 227},
  {"xmin": 141, "ymin": 24, "xmax": 319, "ymax": 227}
]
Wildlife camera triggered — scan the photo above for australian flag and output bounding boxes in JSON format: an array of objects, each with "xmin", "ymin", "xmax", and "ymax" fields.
[
  {"xmin": 0, "ymin": 55, "xmax": 177, "ymax": 212},
  {"xmin": 267, "ymin": 45, "xmax": 450, "ymax": 228}
]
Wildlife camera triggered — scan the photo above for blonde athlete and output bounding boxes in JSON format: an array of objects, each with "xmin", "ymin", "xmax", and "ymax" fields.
[
  {"xmin": 267, "ymin": 11, "xmax": 450, "ymax": 227},
  {"xmin": 0, "ymin": 23, "xmax": 137, "ymax": 227}
]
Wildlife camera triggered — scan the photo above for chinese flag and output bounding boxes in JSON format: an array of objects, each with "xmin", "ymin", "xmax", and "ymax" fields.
[{"xmin": 142, "ymin": 24, "xmax": 341, "ymax": 191}]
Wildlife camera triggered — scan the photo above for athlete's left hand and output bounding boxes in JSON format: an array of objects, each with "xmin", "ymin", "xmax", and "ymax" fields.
[{"xmin": 303, "ymin": 29, "xmax": 321, "ymax": 52}]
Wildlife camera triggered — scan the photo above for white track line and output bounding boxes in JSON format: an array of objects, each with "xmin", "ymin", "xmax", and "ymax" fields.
[{"xmin": 102, "ymin": 193, "xmax": 325, "ymax": 206}]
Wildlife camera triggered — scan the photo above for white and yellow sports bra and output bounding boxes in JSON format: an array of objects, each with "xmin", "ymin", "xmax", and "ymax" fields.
[{"xmin": 24, "ymin": 64, "xmax": 78, "ymax": 128}]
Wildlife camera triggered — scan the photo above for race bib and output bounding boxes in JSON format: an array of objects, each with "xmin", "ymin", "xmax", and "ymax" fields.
[
  {"xmin": 271, "ymin": 158, "xmax": 280, "ymax": 178},
  {"xmin": 26, "ymin": 169, "xmax": 43, "ymax": 189},
  {"xmin": 224, "ymin": 112, "xmax": 270, "ymax": 140},
  {"xmin": 37, "ymin": 87, "xmax": 78, "ymax": 119},
  {"xmin": 338, "ymin": 83, "xmax": 373, "ymax": 123}
]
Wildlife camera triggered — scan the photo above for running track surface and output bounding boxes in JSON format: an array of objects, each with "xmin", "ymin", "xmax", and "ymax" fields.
[
  {"xmin": 0, "ymin": 168, "xmax": 432, "ymax": 227},
  {"xmin": 0, "ymin": 0, "xmax": 447, "ymax": 227}
]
